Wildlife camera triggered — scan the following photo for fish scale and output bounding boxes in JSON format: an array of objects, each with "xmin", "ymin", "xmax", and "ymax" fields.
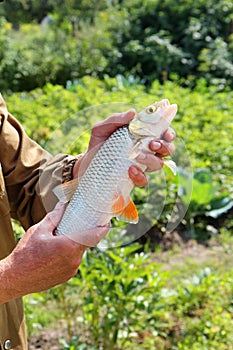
[{"xmin": 56, "ymin": 126, "xmax": 136, "ymax": 236}]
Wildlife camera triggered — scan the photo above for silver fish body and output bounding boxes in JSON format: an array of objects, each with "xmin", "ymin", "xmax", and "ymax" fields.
[
  {"xmin": 56, "ymin": 126, "xmax": 136, "ymax": 238},
  {"xmin": 54, "ymin": 99, "xmax": 178, "ymax": 245}
]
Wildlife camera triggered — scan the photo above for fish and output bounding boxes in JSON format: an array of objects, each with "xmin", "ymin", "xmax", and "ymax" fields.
[{"xmin": 54, "ymin": 99, "xmax": 178, "ymax": 245}]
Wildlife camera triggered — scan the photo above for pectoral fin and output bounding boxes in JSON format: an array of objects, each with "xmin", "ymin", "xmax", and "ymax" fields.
[
  {"xmin": 129, "ymin": 143, "xmax": 141, "ymax": 160},
  {"xmin": 53, "ymin": 178, "xmax": 80, "ymax": 203},
  {"xmin": 164, "ymin": 159, "xmax": 177, "ymax": 176}
]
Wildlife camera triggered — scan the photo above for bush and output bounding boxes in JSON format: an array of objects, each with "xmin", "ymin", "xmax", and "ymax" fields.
[
  {"xmin": 24, "ymin": 245, "xmax": 233, "ymax": 349},
  {"xmin": 1, "ymin": 0, "xmax": 233, "ymax": 91}
]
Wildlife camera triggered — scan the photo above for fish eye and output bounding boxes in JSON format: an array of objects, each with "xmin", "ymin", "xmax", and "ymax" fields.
[{"xmin": 146, "ymin": 105, "xmax": 156, "ymax": 114}]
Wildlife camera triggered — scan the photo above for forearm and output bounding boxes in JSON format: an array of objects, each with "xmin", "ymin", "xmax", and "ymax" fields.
[{"xmin": 0, "ymin": 256, "xmax": 19, "ymax": 304}]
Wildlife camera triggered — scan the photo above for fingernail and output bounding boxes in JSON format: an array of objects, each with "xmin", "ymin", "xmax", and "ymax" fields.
[
  {"xmin": 151, "ymin": 141, "xmax": 161, "ymax": 151},
  {"xmin": 127, "ymin": 109, "xmax": 136, "ymax": 115},
  {"xmin": 130, "ymin": 166, "xmax": 139, "ymax": 176},
  {"xmin": 166, "ymin": 129, "xmax": 176, "ymax": 141},
  {"xmin": 171, "ymin": 129, "xmax": 176, "ymax": 137}
]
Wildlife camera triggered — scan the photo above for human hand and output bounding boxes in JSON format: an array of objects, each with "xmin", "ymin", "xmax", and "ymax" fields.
[
  {"xmin": 0, "ymin": 203, "xmax": 109, "ymax": 302},
  {"xmin": 73, "ymin": 109, "xmax": 176, "ymax": 186}
]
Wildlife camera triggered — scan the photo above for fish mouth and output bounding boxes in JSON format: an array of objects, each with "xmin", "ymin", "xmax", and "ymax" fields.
[
  {"xmin": 153, "ymin": 99, "xmax": 178, "ymax": 124},
  {"xmin": 140, "ymin": 99, "xmax": 178, "ymax": 124}
]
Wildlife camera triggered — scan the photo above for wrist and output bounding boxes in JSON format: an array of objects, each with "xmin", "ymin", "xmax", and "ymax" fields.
[
  {"xmin": 72, "ymin": 153, "xmax": 85, "ymax": 179},
  {"xmin": 62, "ymin": 154, "xmax": 84, "ymax": 183}
]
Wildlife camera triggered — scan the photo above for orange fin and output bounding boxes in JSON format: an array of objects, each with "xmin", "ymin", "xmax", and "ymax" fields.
[
  {"xmin": 111, "ymin": 193, "xmax": 125, "ymax": 215},
  {"xmin": 117, "ymin": 199, "xmax": 139, "ymax": 224},
  {"xmin": 53, "ymin": 178, "xmax": 80, "ymax": 203}
]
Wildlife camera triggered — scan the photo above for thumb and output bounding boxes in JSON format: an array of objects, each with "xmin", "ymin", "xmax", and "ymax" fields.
[
  {"xmin": 39, "ymin": 202, "xmax": 66, "ymax": 231},
  {"xmin": 66, "ymin": 223, "xmax": 111, "ymax": 247}
]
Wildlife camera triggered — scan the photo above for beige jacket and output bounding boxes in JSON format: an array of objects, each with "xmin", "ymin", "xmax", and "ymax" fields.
[{"xmin": 0, "ymin": 94, "xmax": 75, "ymax": 349}]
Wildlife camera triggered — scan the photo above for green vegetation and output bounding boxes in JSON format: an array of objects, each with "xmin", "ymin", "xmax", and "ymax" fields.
[
  {"xmin": 25, "ymin": 243, "xmax": 233, "ymax": 349},
  {"xmin": 1, "ymin": 1, "xmax": 233, "ymax": 349},
  {"xmin": 1, "ymin": 0, "xmax": 233, "ymax": 91}
]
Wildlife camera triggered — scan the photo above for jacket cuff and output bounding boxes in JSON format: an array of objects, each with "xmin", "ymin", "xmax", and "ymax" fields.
[{"xmin": 62, "ymin": 154, "xmax": 83, "ymax": 183}]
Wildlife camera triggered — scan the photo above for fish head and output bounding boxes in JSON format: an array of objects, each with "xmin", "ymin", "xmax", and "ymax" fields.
[{"xmin": 129, "ymin": 99, "xmax": 177, "ymax": 138}]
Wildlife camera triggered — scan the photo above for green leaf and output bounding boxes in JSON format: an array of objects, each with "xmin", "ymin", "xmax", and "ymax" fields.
[{"xmin": 206, "ymin": 197, "xmax": 233, "ymax": 218}]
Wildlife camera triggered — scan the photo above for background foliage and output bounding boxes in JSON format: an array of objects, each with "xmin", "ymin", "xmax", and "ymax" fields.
[
  {"xmin": 25, "ymin": 242, "xmax": 233, "ymax": 349},
  {"xmin": 1, "ymin": 0, "xmax": 233, "ymax": 92}
]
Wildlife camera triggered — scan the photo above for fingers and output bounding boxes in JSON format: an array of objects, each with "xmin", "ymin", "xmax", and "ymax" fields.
[
  {"xmin": 162, "ymin": 127, "xmax": 176, "ymax": 142},
  {"xmin": 92, "ymin": 109, "xmax": 136, "ymax": 137},
  {"xmin": 149, "ymin": 139, "xmax": 176, "ymax": 158},
  {"xmin": 150, "ymin": 127, "xmax": 176, "ymax": 157},
  {"xmin": 39, "ymin": 202, "xmax": 66, "ymax": 232},
  {"xmin": 129, "ymin": 127, "xmax": 176, "ymax": 185},
  {"xmin": 71, "ymin": 223, "xmax": 111, "ymax": 247},
  {"xmin": 88, "ymin": 109, "xmax": 136, "ymax": 150},
  {"xmin": 136, "ymin": 153, "xmax": 164, "ymax": 172},
  {"xmin": 128, "ymin": 166, "xmax": 148, "ymax": 187},
  {"xmin": 90, "ymin": 223, "xmax": 111, "ymax": 244}
]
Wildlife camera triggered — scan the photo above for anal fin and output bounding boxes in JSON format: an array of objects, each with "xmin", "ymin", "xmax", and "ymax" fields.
[
  {"xmin": 111, "ymin": 193, "xmax": 125, "ymax": 215},
  {"xmin": 116, "ymin": 199, "xmax": 139, "ymax": 224}
]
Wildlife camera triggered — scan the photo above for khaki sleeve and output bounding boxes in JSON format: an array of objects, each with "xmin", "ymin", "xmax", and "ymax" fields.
[{"xmin": 0, "ymin": 93, "xmax": 76, "ymax": 230}]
